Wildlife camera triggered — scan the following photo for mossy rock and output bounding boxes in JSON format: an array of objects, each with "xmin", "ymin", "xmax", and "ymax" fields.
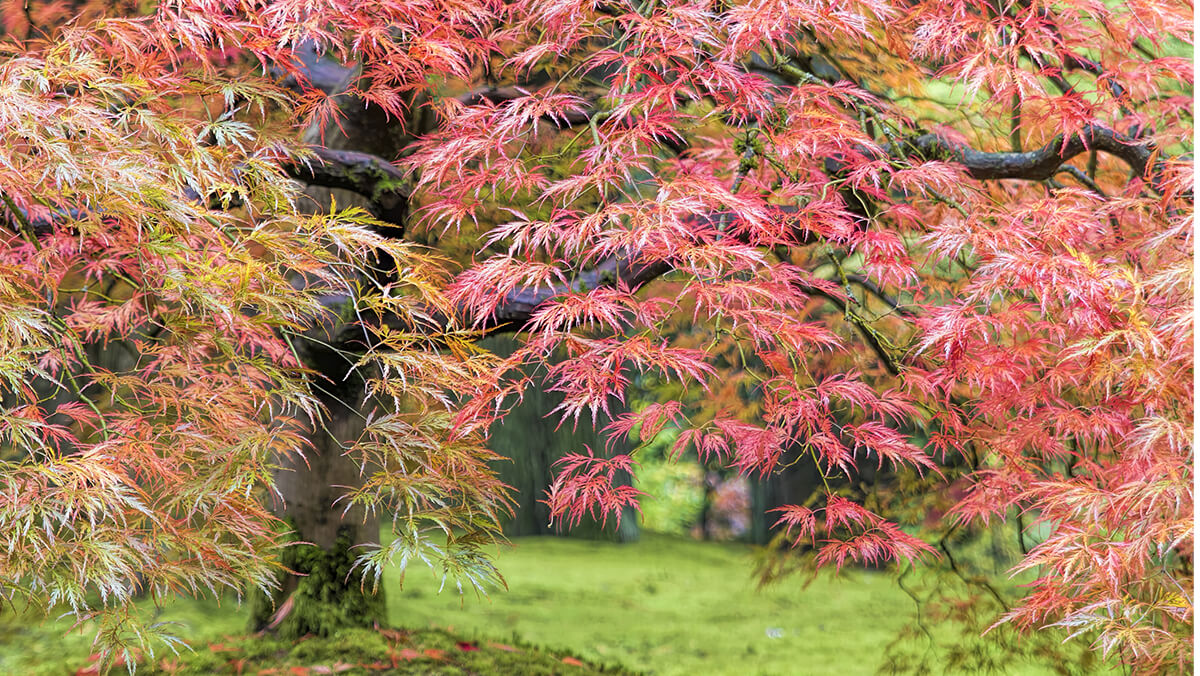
[{"xmin": 131, "ymin": 626, "xmax": 637, "ymax": 675}]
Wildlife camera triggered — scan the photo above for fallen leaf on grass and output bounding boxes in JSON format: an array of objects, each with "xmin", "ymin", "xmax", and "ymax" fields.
[
  {"xmin": 562, "ymin": 657, "xmax": 584, "ymax": 667},
  {"xmin": 396, "ymin": 648, "xmax": 422, "ymax": 661},
  {"xmin": 456, "ymin": 641, "xmax": 479, "ymax": 651}
]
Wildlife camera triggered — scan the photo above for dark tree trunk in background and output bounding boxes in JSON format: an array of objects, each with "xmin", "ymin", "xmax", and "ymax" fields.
[
  {"xmin": 481, "ymin": 335, "xmax": 639, "ymax": 542},
  {"xmin": 749, "ymin": 449, "xmax": 823, "ymax": 545},
  {"xmin": 749, "ymin": 447, "xmax": 887, "ymax": 545}
]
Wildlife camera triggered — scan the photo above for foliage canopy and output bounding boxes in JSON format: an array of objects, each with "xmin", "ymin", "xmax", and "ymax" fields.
[{"xmin": 0, "ymin": 0, "xmax": 1191, "ymax": 672}]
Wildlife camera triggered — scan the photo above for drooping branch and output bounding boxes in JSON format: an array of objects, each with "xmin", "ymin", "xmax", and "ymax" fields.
[
  {"xmin": 760, "ymin": 51, "xmax": 1175, "ymax": 197},
  {"xmin": 3, "ymin": 148, "xmax": 412, "ymax": 236},
  {"xmin": 486, "ymin": 254, "xmax": 674, "ymax": 332},
  {"xmin": 457, "ymin": 86, "xmax": 594, "ymax": 127},
  {"xmin": 904, "ymin": 124, "xmax": 1156, "ymax": 183},
  {"xmin": 475, "ymin": 208, "xmax": 819, "ymax": 333},
  {"xmin": 457, "ymin": 86, "xmax": 690, "ymax": 154}
]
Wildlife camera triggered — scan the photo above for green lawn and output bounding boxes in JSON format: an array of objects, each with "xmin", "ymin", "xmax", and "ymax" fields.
[
  {"xmin": 0, "ymin": 533, "xmax": 1106, "ymax": 675},
  {"xmin": 388, "ymin": 534, "xmax": 913, "ymax": 676}
]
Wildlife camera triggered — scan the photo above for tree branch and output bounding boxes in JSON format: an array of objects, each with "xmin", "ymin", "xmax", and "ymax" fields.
[
  {"xmin": 904, "ymin": 124, "xmax": 1155, "ymax": 183},
  {"xmin": 287, "ymin": 147, "xmax": 411, "ymax": 228}
]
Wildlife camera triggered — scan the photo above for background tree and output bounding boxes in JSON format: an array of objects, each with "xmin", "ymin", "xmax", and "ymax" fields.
[{"xmin": 0, "ymin": 0, "xmax": 1191, "ymax": 673}]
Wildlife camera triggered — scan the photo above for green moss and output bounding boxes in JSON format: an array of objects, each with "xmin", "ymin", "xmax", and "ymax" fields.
[
  {"xmin": 287, "ymin": 627, "xmax": 392, "ymax": 664},
  {"xmin": 250, "ymin": 525, "xmax": 387, "ymax": 640},
  {"xmin": 370, "ymin": 175, "xmax": 410, "ymax": 202},
  {"xmin": 133, "ymin": 627, "xmax": 633, "ymax": 675}
]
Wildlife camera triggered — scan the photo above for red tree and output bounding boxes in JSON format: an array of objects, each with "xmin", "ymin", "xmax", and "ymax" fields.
[{"xmin": 0, "ymin": 0, "xmax": 1191, "ymax": 672}]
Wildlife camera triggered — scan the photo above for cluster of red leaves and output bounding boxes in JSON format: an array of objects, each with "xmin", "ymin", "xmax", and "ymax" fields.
[
  {"xmin": 394, "ymin": 0, "xmax": 1192, "ymax": 670},
  {"xmin": 915, "ymin": 187, "xmax": 1194, "ymax": 666}
]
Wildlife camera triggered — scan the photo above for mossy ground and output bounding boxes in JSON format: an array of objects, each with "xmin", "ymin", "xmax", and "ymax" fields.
[
  {"xmin": 248, "ymin": 525, "xmax": 387, "ymax": 640},
  {"xmin": 129, "ymin": 627, "xmax": 631, "ymax": 675}
]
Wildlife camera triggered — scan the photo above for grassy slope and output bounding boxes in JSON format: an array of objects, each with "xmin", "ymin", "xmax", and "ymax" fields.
[{"xmin": 1, "ymin": 533, "xmax": 1101, "ymax": 675}]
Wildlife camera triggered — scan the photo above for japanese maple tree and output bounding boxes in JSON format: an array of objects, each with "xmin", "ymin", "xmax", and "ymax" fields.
[{"xmin": 0, "ymin": 0, "xmax": 1192, "ymax": 673}]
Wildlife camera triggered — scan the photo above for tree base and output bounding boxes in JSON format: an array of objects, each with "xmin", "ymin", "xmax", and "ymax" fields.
[{"xmin": 250, "ymin": 525, "xmax": 386, "ymax": 640}]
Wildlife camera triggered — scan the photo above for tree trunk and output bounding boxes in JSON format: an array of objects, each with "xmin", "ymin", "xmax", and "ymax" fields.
[
  {"xmin": 749, "ymin": 449, "xmax": 822, "ymax": 545},
  {"xmin": 250, "ymin": 343, "xmax": 386, "ymax": 638},
  {"xmin": 246, "ymin": 62, "xmax": 429, "ymax": 637}
]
